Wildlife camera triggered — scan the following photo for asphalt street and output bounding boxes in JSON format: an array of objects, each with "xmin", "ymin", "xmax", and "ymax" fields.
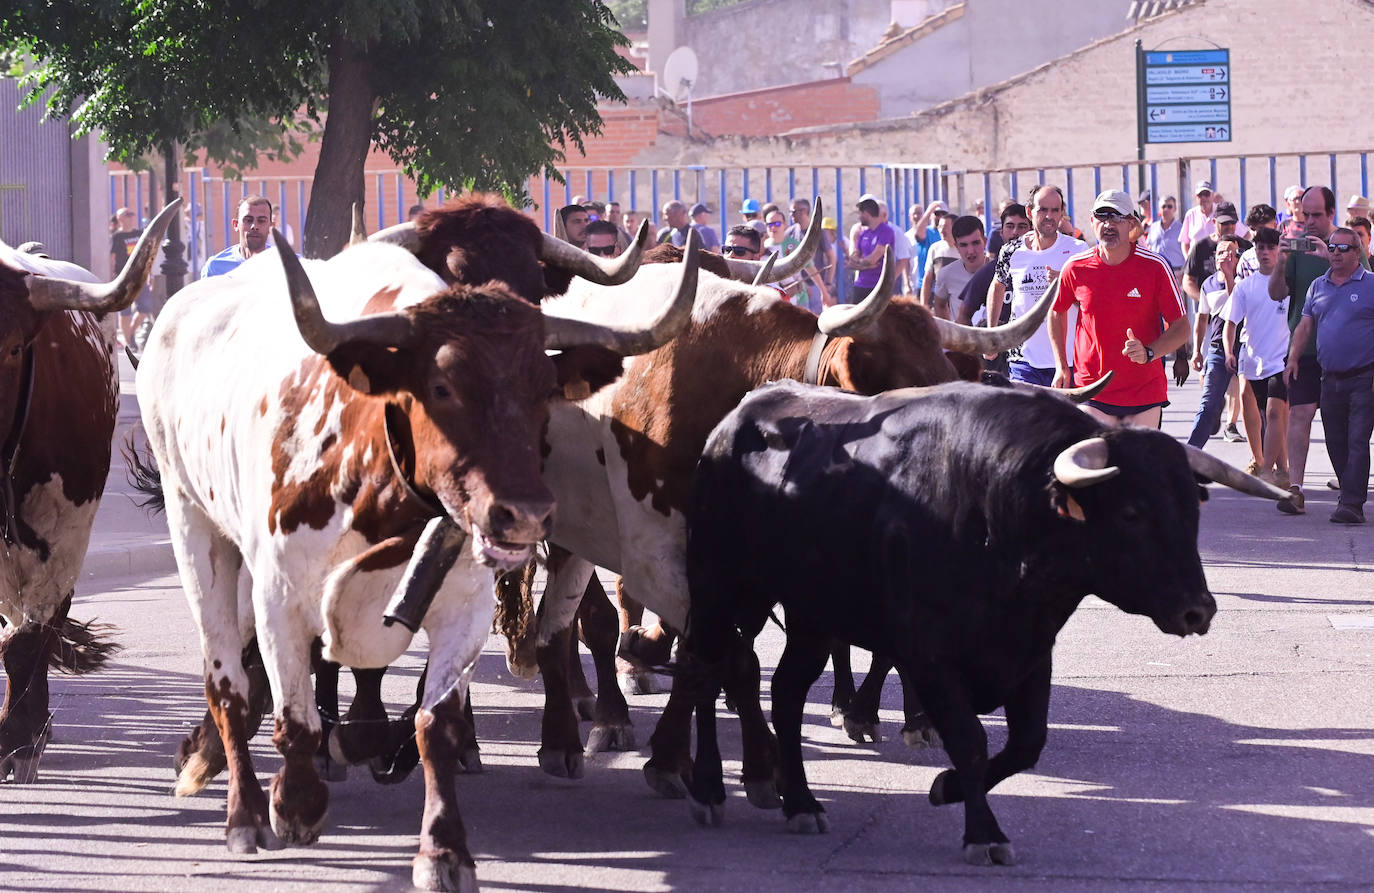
[{"xmin": 1, "ymin": 354, "xmax": 1371, "ymax": 892}]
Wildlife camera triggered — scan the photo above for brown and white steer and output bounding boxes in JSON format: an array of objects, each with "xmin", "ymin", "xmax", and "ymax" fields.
[
  {"xmin": 515, "ymin": 228, "xmax": 1057, "ymax": 792},
  {"xmin": 135, "ymin": 229, "xmax": 695, "ymax": 891},
  {"xmin": 0, "ymin": 202, "xmax": 177, "ymax": 783}
]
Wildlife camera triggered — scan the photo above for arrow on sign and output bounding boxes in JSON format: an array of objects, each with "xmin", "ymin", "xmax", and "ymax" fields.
[
  {"xmin": 1212, "ymin": 86, "xmax": 1227, "ymax": 100},
  {"xmin": 1150, "ymin": 109, "xmax": 1166, "ymax": 121}
]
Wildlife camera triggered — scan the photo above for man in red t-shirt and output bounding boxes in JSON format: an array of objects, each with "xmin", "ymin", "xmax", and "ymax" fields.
[{"xmin": 1050, "ymin": 189, "xmax": 1190, "ymax": 428}]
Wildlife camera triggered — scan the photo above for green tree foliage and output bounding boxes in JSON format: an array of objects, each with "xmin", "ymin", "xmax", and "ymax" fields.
[{"xmin": 0, "ymin": 1, "xmax": 633, "ymax": 256}]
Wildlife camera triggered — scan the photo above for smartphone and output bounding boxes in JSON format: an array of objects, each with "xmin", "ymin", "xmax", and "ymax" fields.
[{"xmin": 1280, "ymin": 236, "xmax": 1317, "ymax": 253}]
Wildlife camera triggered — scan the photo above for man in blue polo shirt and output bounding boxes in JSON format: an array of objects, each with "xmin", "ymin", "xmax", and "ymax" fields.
[
  {"xmin": 202, "ymin": 195, "xmax": 275, "ymax": 278},
  {"xmin": 1284, "ymin": 226, "xmax": 1374, "ymax": 524}
]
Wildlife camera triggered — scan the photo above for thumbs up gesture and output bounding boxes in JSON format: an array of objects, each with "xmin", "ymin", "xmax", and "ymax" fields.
[{"xmin": 1122, "ymin": 327, "xmax": 1148, "ymax": 364}]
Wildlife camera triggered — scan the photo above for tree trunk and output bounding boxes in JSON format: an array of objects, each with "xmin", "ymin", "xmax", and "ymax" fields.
[{"xmin": 303, "ymin": 40, "xmax": 376, "ymax": 259}]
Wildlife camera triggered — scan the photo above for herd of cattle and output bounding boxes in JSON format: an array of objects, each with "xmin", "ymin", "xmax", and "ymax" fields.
[{"xmin": 0, "ymin": 193, "xmax": 1290, "ymax": 891}]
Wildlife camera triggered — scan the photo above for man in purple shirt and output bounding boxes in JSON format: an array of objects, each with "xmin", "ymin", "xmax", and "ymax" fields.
[{"xmin": 847, "ymin": 196, "xmax": 894, "ymax": 302}]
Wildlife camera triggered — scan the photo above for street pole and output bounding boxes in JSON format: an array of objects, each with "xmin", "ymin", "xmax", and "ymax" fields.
[{"xmin": 1135, "ymin": 39, "xmax": 1147, "ymax": 200}]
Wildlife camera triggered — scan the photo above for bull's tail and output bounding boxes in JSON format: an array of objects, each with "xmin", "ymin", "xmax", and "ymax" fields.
[
  {"xmin": 122, "ymin": 428, "xmax": 165, "ymax": 516},
  {"xmin": 49, "ymin": 616, "xmax": 122, "ymax": 675}
]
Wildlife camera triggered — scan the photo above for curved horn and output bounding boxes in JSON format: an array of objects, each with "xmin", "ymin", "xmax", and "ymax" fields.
[
  {"xmin": 26, "ymin": 198, "xmax": 181, "ymax": 313},
  {"xmin": 1183, "ymin": 444, "xmax": 1292, "ymax": 501},
  {"xmin": 17, "ymin": 241, "xmax": 47, "ymax": 257},
  {"xmin": 1053, "ymin": 437, "xmax": 1119, "ymax": 488},
  {"xmin": 1057, "ymin": 370, "xmax": 1114, "ymax": 403},
  {"xmin": 369, "ymin": 220, "xmax": 422, "ymax": 252},
  {"xmin": 934, "ymin": 276, "xmax": 1062, "ymax": 355},
  {"xmin": 751, "ymin": 253, "xmax": 777, "ymax": 286},
  {"xmin": 543, "ymin": 227, "xmax": 699, "ymax": 355},
  {"xmin": 538, "ymin": 219, "xmax": 650, "ymax": 286},
  {"xmin": 816, "ymin": 246, "xmax": 895, "ymax": 336},
  {"xmin": 721, "ymin": 196, "xmax": 822, "ymax": 282},
  {"xmin": 275, "ymin": 229, "xmax": 415, "ymax": 355},
  {"xmin": 350, "ymin": 203, "xmax": 368, "ymax": 245}
]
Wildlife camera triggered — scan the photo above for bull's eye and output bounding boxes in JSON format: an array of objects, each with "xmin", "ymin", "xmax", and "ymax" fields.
[
  {"xmin": 433, "ymin": 383, "xmax": 452, "ymax": 399},
  {"xmin": 1119, "ymin": 504, "xmax": 1144, "ymax": 525},
  {"xmin": 8, "ymin": 345, "xmax": 18, "ymax": 357}
]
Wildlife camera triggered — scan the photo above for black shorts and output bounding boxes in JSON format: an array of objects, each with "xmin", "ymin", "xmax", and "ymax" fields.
[
  {"xmin": 1285, "ymin": 354, "xmax": 1322, "ymax": 407},
  {"xmin": 1086, "ymin": 399, "xmax": 1169, "ymax": 418},
  {"xmin": 1247, "ymin": 372, "xmax": 1288, "ymax": 409}
]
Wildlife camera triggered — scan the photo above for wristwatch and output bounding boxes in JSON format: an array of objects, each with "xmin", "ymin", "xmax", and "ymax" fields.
[{"xmin": 1144, "ymin": 346, "xmax": 1155, "ymax": 362}]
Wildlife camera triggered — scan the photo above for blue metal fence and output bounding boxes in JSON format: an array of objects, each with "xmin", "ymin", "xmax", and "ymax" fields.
[{"xmin": 109, "ymin": 149, "xmax": 1374, "ymax": 287}]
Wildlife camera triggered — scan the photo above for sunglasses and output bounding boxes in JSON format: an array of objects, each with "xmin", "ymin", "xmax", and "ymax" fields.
[
  {"xmin": 766, "ymin": 221, "xmax": 783, "ymax": 228},
  {"xmin": 722, "ymin": 245, "xmax": 753, "ymax": 256},
  {"xmin": 1327, "ymin": 243, "xmax": 1358, "ymax": 254},
  {"xmin": 1092, "ymin": 208, "xmax": 1129, "ymax": 221},
  {"xmin": 587, "ymin": 244, "xmax": 617, "ymax": 256}
]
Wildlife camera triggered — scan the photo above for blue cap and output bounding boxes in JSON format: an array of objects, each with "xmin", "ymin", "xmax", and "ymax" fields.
[{"xmin": 740, "ymin": 198, "xmax": 760, "ymax": 213}]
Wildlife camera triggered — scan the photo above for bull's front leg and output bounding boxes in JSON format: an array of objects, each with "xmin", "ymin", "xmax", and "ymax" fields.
[
  {"xmin": 0, "ymin": 614, "xmax": 59, "ymax": 783},
  {"xmin": 723, "ymin": 641, "xmax": 781, "ymax": 809},
  {"xmin": 533, "ymin": 551, "xmax": 594, "ymax": 778},
  {"xmin": 578, "ymin": 577, "xmax": 635, "ymax": 754},
  {"xmin": 176, "ymin": 638, "xmax": 271, "ymax": 795},
  {"xmin": 913, "ymin": 664, "xmax": 1013, "ymax": 866}
]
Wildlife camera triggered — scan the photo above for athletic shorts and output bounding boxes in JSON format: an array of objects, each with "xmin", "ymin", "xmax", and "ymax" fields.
[
  {"xmin": 1247, "ymin": 371, "xmax": 1288, "ymax": 409},
  {"xmin": 1285, "ymin": 354, "xmax": 1322, "ymax": 407},
  {"xmin": 1086, "ymin": 399, "xmax": 1169, "ymax": 418}
]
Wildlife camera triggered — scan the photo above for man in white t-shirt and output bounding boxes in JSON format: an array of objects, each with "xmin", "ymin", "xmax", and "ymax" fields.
[
  {"xmin": 984, "ymin": 184, "xmax": 1086, "ymax": 386},
  {"xmin": 918, "ymin": 208, "xmax": 956, "ymax": 308},
  {"xmin": 1180, "ymin": 180, "xmax": 1217, "ymax": 257},
  {"xmin": 931, "ymin": 215, "xmax": 990, "ymax": 321},
  {"xmin": 1222, "ymin": 227, "xmax": 1290, "ymax": 484}
]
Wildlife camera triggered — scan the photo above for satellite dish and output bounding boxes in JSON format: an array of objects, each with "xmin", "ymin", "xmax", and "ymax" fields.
[{"xmin": 661, "ymin": 46, "xmax": 699, "ymax": 102}]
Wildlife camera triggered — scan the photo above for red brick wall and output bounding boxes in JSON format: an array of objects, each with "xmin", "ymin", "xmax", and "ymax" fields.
[{"xmin": 689, "ymin": 78, "xmax": 881, "ymax": 137}]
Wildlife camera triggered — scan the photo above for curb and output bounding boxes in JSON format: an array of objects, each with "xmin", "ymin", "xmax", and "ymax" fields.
[{"xmin": 81, "ymin": 539, "xmax": 179, "ymax": 582}]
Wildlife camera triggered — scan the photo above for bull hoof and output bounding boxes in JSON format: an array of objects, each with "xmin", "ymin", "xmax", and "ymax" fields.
[
  {"xmin": 268, "ymin": 773, "xmax": 328, "ymax": 846},
  {"xmin": 314, "ymin": 752, "xmax": 349, "ymax": 782},
  {"xmin": 617, "ymin": 626, "xmax": 672, "ymax": 667},
  {"xmin": 643, "ymin": 764, "xmax": 689, "ymax": 799},
  {"xmin": 744, "ymin": 779, "xmax": 782, "ymax": 809},
  {"xmin": 895, "ymin": 714, "xmax": 939, "ymax": 747},
  {"xmin": 828, "ymin": 706, "xmax": 847, "ymax": 728},
  {"xmin": 226, "ymin": 823, "xmax": 284, "ymax": 854},
  {"xmin": 505, "ymin": 654, "xmax": 539, "ymax": 680},
  {"xmin": 413, "ymin": 852, "xmax": 478, "ymax": 893},
  {"xmin": 963, "ymin": 842, "xmax": 1016, "ymax": 866},
  {"xmin": 689, "ymin": 796, "xmax": 726, "ymax": 828},
  {"xmin": 842, "ymin": 716, "xmax": 880, "ymax": 744},
  {"xmin": 928, "ymin": 769, "xmax": 958, "ymax": 807},
  {"xmin": 584, "ymin": 723, "xmax": 636, "ymax": 755},
  {"xmin": 574, "ymin": 696, "xmax": 597, "ymax": 723},
  {"xmin": 537, "ymin": 747, "xmax": 584, "ymax": 779},
  {"xmin": 785, "ymin": 811, "xmax": 830, "ymax": 834},
  {"xmin": 173, "ymin": 752, "xmax": 218, "ymax": 797},
  {"xmin": 616, "ymin": 662, "xmax": 662, "ymax": 696},
  {"xmin": 459, "ymin": 746, "xmax": 484, "ymax": 775}
]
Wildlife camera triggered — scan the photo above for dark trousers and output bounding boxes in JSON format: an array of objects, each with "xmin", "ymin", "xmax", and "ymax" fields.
[
  {"xmin": 1187, "ymin": 340, "xmax": 1232, "ymax": 448},
  {"xmin": 1320, "ymin": 370, "xmax": 1374, "ymax": 511}
]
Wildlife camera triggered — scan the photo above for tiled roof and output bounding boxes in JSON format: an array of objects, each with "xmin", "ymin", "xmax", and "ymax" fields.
[{"xmin": 847, "ymin": 3, "xmax": 966, "ymax": 76}]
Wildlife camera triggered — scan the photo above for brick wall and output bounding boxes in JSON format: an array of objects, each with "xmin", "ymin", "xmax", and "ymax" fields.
[{"xmin": 689, "ymin": 78, "xmax": 882, "ymax": 137}]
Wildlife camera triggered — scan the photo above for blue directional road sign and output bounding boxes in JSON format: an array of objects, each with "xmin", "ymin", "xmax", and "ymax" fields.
[{"xmin": 1137, "ymin": 48, "xmax": 1231, "ymax": 144}]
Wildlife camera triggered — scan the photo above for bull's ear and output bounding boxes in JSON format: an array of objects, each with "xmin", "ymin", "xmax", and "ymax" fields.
[
  {"xmin": 1049, "ymin": 484, "xmax": 1087, "ymax": 522},
  {"xmin": 325, "ymin": 343, "xmax": 409, "ymax": 396},
  {"xmin": 550, "ymin": 346, "xmax": 624, "ymax": 401}
]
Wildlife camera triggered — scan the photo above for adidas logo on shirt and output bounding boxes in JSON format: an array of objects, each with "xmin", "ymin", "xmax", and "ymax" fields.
[{"xmin": 1126, "ymin": 287, "xmax": 1142, "ymax": 298}]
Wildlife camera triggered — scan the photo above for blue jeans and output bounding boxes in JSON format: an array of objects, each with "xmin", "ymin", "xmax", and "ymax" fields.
[
  {"xmin": 1320, "ymin": 370, "xmax": 1374, "ymax": 511},
  {"xmin": 1187, "ymin": 341, "xmax": 1233, "ymax": 448}
]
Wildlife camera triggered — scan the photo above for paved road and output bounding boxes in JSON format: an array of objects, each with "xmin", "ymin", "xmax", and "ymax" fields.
[{"xmin": 3, "ymin": 357, "xmax": 1372, "ymax": 892}]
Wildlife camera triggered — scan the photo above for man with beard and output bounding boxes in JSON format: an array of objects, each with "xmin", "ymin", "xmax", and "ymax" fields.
[
  {"xmin": 1050, "ymin": 189, "xmax": 1189, "ymax": 428},
  {"xmin": 202, "ymin": 195, "xmax": 275, "ymax": 278}
]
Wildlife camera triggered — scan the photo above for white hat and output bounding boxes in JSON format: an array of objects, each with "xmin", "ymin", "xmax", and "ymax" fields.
[
  {"xmin": 1091, "ymin": 189, "xmax": 1136, "ymax": 218},
  {"xmin": 1346, "ymin": 194, "xmax": 1369, "ymax": 212}
]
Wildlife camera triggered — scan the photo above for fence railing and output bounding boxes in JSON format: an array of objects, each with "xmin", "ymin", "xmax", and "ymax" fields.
[{"xmin": 108, "ymin": 149, "xmax": 1374, "ymax": 289}]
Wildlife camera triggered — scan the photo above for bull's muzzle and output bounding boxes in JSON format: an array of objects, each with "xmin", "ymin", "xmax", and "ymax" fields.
[{"xmin": 1156, "ymin": 590, "xmax": 1216, "ymax": 637}]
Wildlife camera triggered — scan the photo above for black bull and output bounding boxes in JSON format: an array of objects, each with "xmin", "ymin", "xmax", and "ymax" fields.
[{"xmin": 679, "ymin": 379, "xmax": 1278, "ymax": 865}]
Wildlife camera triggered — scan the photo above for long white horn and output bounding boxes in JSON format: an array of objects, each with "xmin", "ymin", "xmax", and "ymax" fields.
[
  {"xmin": 539, "ymin": 220, "xmax": 650, "ymax": 286},
  {"xmin": 276, "ymin": 229, "xmax": 415, "ymax": 354},
  {"xmin": 816, "ymin": 246, "xmax": 895, "ymax": 336},
  {"xmin": 935, "ymin": 277, "xmax": 1061, "ymax": 355},
  {"xmin": 26, "ymin": 199, "xmax": 181, "ymax": 313},
  {"xmin": 369, "ymin": 221, "xmax": 422, "ymax": 252},
  {"xmin": 543, "ymin": 228, "xmax": 700, "ymax": 355},
  {"xmin": 1184, "ymin": 444, "xmax": 1292, "ymax": 500},
  {"xmin": 721, "ymin": 196, "xmax": 823, "ymax": 282}
]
